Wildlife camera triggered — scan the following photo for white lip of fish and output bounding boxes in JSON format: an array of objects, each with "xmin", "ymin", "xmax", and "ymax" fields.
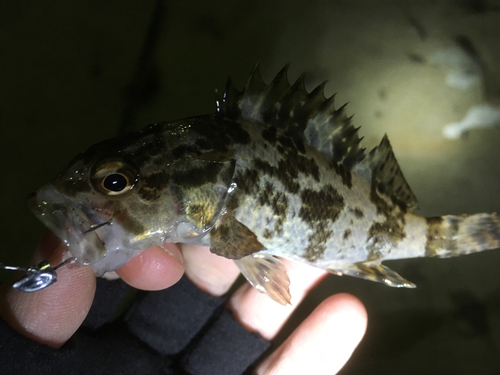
[
  {"xmin": 6, "ymin": 186, "xmax": 139, "ymax": 291},
  {"xmin": 28, "ymin": 185, "xmax": 114, "ymax": 266},
  {"xmin": 27, "ymin": 185, "xmax": 181, "ymax": 276}
]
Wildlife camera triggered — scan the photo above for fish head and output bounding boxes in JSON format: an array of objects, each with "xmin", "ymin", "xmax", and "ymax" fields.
[
  {"xmin": 28, "ymin": 122, "xmax": 236, "ymax": 275},
  {"xmin": 27, "ymin": 138, "xmax": 151, "ymax": 274}
]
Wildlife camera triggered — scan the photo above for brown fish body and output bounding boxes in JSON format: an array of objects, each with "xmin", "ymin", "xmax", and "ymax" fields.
[{"xmin": 28, "ymin": 66, "xmax": 500, "ymax": 304}]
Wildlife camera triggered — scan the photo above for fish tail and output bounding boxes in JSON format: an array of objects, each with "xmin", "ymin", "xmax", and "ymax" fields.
[{"xmin": 425, "ymin": 213, "xmax": 500, "ymax": 258}]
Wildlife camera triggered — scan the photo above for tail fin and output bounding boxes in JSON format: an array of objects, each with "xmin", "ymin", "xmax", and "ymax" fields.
[{"xmin": 425, "ymin": 213, "xmax": 500, "ymax": 258}]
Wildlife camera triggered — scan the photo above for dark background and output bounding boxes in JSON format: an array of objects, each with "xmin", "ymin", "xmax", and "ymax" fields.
[{"xmin": 1, "ymin": 1, "xmax": 500, "ymax": 373}]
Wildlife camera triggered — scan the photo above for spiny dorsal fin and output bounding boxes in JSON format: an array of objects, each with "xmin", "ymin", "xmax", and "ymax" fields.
[
  {"xmin": 305, "ymin": 101, "xmax": 365, "ymax": 169},
  {"xmin": 219, "ymin": 65, "xmax": 418, "ymax": 211},
  {"xmin": 220, "ymin": 65, "xmax": 365, "ymax": 166}
]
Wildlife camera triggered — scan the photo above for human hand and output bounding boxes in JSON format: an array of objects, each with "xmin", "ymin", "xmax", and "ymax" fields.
[{"xmin": 0, "ymin": 231, "xmax": 367, "ymax": 374}]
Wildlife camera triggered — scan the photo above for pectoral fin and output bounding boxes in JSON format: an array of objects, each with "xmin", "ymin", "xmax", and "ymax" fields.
[
  {"xmin": 234, "ymin": 254, "xmax": 291, "ymax": 305},
  {"xmin": 330, "ymin": 262, "xmax": 416, "ymax": 288},
  {"xmin": 210, "ymin": 215, "xmax": 265, "ymax": 259},
  {"xmin": 209, "ymin": 215, "xmax": 291, "ymax": 304}
]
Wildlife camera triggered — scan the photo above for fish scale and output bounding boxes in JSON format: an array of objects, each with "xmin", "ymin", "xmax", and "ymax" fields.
[{"xmin": 27, "ymin": 65, "xmax": 500, "ymax": 305}]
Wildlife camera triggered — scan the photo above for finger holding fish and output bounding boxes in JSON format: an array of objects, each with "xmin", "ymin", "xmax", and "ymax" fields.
[
  {"xmin": 0, "ymin": 232, "xmax": 185, "ymax": 347},
  {"xmin": 118, "ymin": 243, "xmax": 354, "ymax": 346},
  {"xmin": 117, "ymin": 242, "xmax": 352, "ymax": 350},
  {"xmin": 0, "ymin": 231, "xmax": 96, "ymax": 348},
  {"xmin": 182, "ymin": 243, "xmax": 241, "ymax": 296},
  {"xmin": 227, "ymin": 257, "xmax": 328, "ymax": 340},
  {"xmin": 0, "ymin": 234, "xmax": 366, "ymax": 375},
  {"xmin": 0, "ymin": 234, "xmax": 364, "ymax": 357},
  {"xmin": 179, "ymin": 244, "xmax": 335, "ymax": 339},
  {"xmin": 115, "ymin": 242, "xmax": 184, "ymax": 291},
  {"xmin": 255, "ymin": 294, "xmax": 367, "ymax": 375},
  {"xmin": 177, "ymin": 244, "xmax": 367, "ymax": 373}
]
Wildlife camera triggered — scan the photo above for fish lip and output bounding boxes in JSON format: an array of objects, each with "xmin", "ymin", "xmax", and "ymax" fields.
[{"xmin": 27, "ymin": 184, "xmax": 108, "ymax": 265}]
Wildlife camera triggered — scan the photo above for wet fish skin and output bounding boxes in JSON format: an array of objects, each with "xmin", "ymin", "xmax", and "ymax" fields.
[{"xmin": 28, "ymin": 66, "xmax": 500, "ymax": 304}]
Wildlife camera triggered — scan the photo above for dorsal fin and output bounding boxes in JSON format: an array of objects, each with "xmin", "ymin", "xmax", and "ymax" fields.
[
  {"xmin": 354, "ymin": 135, "xmax": 418, "ymax": 211},
  {"xmin": 219, "ymin": 65, "xmax": 418, "ymax": 211},
  {"xmin": 219, "ymin": 64, "xmax": 365, "ymax": 167}
]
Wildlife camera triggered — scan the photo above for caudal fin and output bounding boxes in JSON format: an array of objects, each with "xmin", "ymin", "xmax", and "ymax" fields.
[{"xmin": 425, "ymin": 213, "xmax": 500, "ymax": 258}]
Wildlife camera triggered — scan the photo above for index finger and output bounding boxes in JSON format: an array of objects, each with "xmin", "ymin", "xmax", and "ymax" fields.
[
  {"xmin": 256, "ymin": 294, "xmax": 367, "ymax": 374},
  {"xmin": 0, "ymin": 231, "xmax": 96, "ymax": 348},
  {"xmin": 0, "ymin": 232, "xmax": 186, "ymax": 348}
]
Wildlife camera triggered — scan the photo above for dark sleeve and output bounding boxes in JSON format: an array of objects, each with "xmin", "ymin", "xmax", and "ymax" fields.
[{"xmin": 0, "ymin": 276, "xmax": 270, "ymax": 375}]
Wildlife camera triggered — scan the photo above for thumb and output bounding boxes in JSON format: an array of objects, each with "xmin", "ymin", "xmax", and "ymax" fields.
[{"xmin": 0, "ymin": 231, "xmax": 96, "ymax": 348}]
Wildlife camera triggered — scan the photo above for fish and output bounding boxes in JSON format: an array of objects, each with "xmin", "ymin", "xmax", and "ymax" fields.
[{"xmin": 28, "ymin": 65, "xmax": 500, "ymax": 305}]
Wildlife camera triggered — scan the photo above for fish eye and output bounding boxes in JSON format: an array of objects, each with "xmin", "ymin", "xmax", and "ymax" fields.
[
  {"xmin": 103, "ymin": 173, "xmax": 128, "ymax": 193},
  {"xmin": 91, "ymin": 159, "xmax": 139, "ymax": 197}
]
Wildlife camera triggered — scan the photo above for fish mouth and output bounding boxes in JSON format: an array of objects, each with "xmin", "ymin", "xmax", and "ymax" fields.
[{"xmin": 27, "ymin": 184, "xmax": 109, "ymax": 265}]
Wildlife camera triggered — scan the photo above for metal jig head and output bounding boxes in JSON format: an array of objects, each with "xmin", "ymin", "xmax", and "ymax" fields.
[
  {"xmin": 0, "ymin": 257, "xmax": 76, "ymax": 292},
  {"xmin": 0, "ymin": 222, "xmax": 110, "ymax": 292}
]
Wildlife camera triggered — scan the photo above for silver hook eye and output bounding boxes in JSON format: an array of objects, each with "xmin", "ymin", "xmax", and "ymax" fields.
[
  {"xmin": 12, "ymin": 261, "xmax": 57, "ymax": 292},
  {"xmin": 1, "ymin": 258, "xmax": 76, "ymax": 292}
]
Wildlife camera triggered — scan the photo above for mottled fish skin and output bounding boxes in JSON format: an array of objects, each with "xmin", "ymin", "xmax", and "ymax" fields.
[
  {"xmin": 28, "ymin": 66, "xmax": 500, "ymax": 304},
  {"xmin": 215, "ymin": 67, "xmax": 500, "ymax": 294}
]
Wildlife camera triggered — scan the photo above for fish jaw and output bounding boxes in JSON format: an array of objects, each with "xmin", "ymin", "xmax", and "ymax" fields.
[{"xmin": 27, "ymin": 184, "xmax": 138, "ymax": 275}]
